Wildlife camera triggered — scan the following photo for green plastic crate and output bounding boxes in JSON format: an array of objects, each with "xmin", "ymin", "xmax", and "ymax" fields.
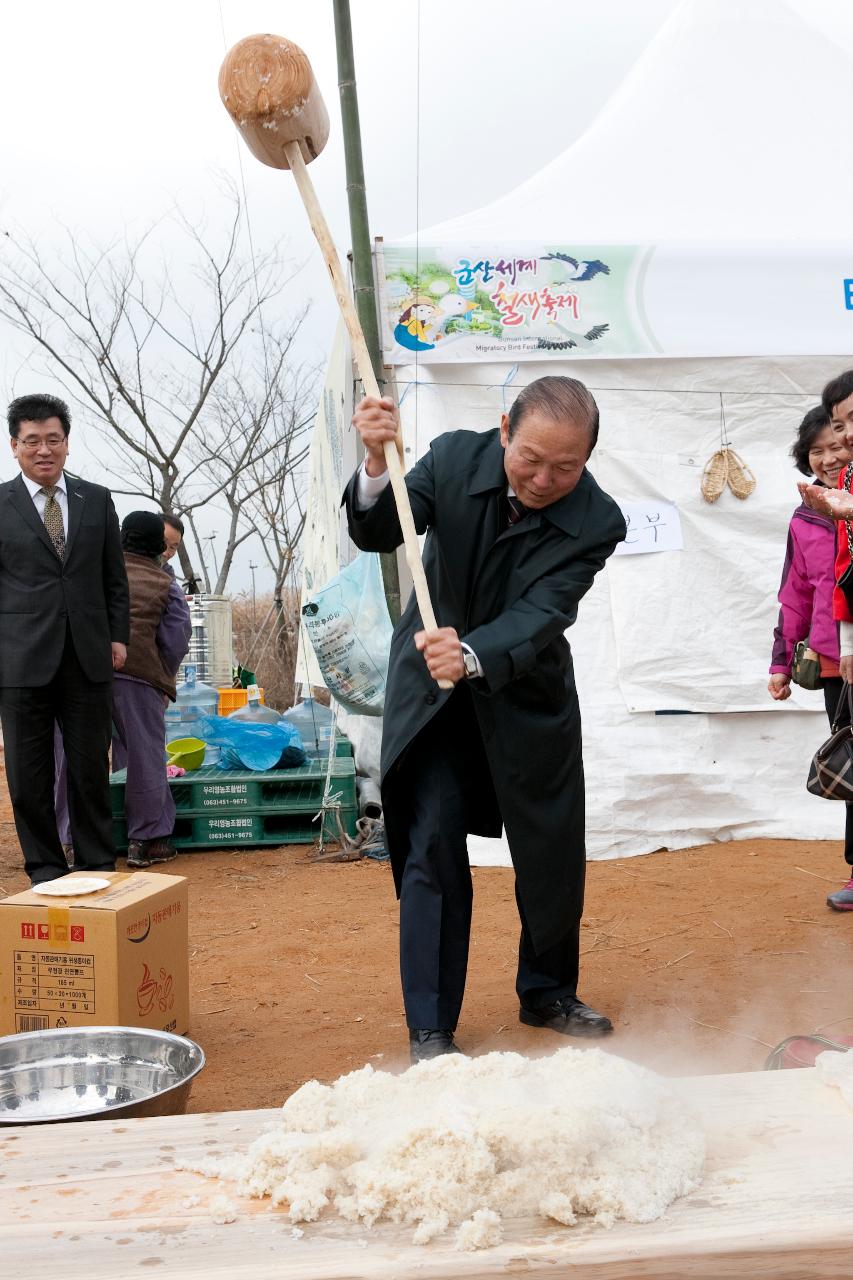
[
  {"xmin": 110, "ymin": 756, "xmax": 356, "ymax": 818},
  {"xmin": 112, "ymin": 803, "xmax": 358, "ymax": 851}
]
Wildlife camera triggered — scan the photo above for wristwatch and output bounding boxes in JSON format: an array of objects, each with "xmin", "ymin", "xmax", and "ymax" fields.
[{"xmin": 461, "ymin": 646, "xmax": 480, "ymax": 679}]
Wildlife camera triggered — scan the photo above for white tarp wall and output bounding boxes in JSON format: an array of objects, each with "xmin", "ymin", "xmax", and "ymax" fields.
[
  {"xmin": 296, "ymin": 319, "xmax": 353, "ymax": 691},
  {"xmin": 297, "ymin": 320, "xmax": 383, "ymax": 780},
  {"xmin": 301, "ymin": 0, "xmax": 853, "ymax": 861},
  {"xmin": 392, "ymin": 355, "xmax": 845, "ymax": 864}
]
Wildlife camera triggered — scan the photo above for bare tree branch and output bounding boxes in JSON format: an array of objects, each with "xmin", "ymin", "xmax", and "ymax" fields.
[{"xmin": 0, "ymin": 180, "xmax": 317, "ymax": 595}]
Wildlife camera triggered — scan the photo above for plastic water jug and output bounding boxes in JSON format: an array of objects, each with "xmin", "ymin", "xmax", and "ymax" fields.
[
  {"xmin": 281, "ymin": 697, "xmax": 334, "ymax": 758},
  {"xmin": 227, "ymin": 684, "xmax": 281, "ymax": 724},
  {"xmin": 165, "ymin": 664, "xmax": 221, "ymax": 759}
]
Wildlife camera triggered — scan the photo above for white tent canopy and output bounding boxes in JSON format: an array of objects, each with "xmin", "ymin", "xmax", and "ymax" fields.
[
  {"xmin": 417, "ymin": 0, "xmax": 853, "ymax": 242},
  {"xmin": 305, "ymin": 0, "xmax": 853, "ymax": 862},
  {"xmin": 376, "ymin": 0, "xmax": 853, "ymax": 364}
]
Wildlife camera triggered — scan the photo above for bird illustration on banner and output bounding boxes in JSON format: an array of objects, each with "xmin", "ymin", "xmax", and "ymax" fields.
[{"xmin": 542, "ymin": 251, "xmax": 611, "ymax": 281}]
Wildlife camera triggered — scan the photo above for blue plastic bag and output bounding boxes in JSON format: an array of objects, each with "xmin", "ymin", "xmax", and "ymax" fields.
[
  {"xmin": 199, "ymin": 716, "xmax": 307, "ymax": 772},
  {"xmin": 301, "ymin": 552, "xmax": 392, "ymax": 716}
]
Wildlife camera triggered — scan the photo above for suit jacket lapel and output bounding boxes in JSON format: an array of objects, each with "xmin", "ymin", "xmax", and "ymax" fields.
[
  {"xmin": 492, "ymin": 470, "xmax": 594, "ymax": 543},
  {"xmin": 64, "ymin": 477, "xmax": 85, "ymax": 560},
  {"xmin": 466, "ymin": 434, "xmax": 505, "ymax": 574},
  {"xmin": 497, "ymin": 509, "xmax": 542, "ymax": 542},
  {"xmin": 7, "ymin": 475, "xmax": 58, "ymax": 558}
]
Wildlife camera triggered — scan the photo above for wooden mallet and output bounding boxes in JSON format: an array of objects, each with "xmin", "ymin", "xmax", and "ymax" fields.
[{"xmin": 219, "ymin": 33, "xmax": 452, "ymax": 690}]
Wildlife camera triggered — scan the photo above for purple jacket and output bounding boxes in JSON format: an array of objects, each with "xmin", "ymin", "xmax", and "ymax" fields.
[{"xmin": 770, "ymin": 502, "xmax": 839, "ymax": 673}]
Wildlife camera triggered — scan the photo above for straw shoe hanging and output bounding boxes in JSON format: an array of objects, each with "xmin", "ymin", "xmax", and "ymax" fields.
[
  {"xmin": 700, "ymin": 397, "xmax": 756, "ymax": 503},
  {"xmin": 725, "ymin": 447, "xmax": 756, "ymax": 499},
  {"xmin": 701, "ymin": 448, "xmax": 729, "ymax": 502},
  {"xmin": 700, "ymin": 445, "xmax": 756, "ymax": 502}
]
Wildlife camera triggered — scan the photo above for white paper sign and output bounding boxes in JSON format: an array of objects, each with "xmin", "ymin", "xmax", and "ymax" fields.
[{"xmin": 613, "ymin": 501, "xmax": 683, "ymax": 556}]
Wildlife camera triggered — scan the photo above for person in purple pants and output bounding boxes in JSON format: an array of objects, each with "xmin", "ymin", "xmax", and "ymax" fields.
[
  {"xmin": 110, "ymin": 512, "xmax": 187, "ymax": 776},
  {"xmin": 113, "ymin": 511, "xmax": 191, "ymax": 868},
  {"xmin": 54, "ymin": 511, "xmax": 190, "ymax": 864}
]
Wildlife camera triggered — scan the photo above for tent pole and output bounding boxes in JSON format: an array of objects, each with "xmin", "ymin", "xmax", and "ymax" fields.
[{"xmin": 332, "ymin": 0, "xmax": 401, "ymax": 622}]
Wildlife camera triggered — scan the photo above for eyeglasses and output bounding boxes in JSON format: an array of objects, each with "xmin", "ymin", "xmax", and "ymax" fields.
[{"xmin": 16, "ymin": 436, "xmax": 67, "ymax": 451}]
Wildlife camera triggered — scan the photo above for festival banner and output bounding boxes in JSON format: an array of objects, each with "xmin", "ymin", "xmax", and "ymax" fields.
[
  {"xmin": 378, "ymin": 242, "xmax": 650, "ymax": 364},
  {"xmin": 378, "ymin": 240, "xmax": 853, "ymax": 364}
]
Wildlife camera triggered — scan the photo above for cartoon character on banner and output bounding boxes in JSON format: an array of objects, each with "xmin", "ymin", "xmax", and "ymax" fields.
[
  {"xmin": 434, "ymin": 290, "xmax": 476, "ymax": 337},
  {"xmin": 394, "ymin": 296, "xmax": 440, "ymax": 351},
  {"xmin": 394, "ymin": 288, "xmax": 478, "ymax": 353}
]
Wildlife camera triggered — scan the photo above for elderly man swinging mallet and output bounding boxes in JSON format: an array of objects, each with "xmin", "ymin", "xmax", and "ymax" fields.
[
  {"xmin": 345, "ymin": 381, "xmax": 626, "ymax": 1061},
  {"xmin": 219, "ymin": 35, "xmax": 626, "ymax": 1062}
]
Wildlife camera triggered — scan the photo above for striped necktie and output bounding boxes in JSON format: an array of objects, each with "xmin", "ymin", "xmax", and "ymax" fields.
[
  {"xmin": 39, "ymin": 485, "xmax": 66, "ymax": 558},
  {"xmin": 506, "ymin": 494, "xmax": 529, "ymax": 526}
]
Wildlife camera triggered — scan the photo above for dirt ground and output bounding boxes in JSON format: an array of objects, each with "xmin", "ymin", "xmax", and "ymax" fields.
[{"xmin": 2, "ymin": 762, "xmax": 852, "ymax": 1113}]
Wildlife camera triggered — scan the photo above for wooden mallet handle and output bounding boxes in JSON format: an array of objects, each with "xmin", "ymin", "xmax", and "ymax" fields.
[{"xmin": 219, "ymin": 35, "xmax": 452, "ymax": 689}]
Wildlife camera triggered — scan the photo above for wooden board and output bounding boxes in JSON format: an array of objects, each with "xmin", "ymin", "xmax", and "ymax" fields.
[{"xmin": 1, "ymin": 1067, "xmax": 852, "ymax": 1278}]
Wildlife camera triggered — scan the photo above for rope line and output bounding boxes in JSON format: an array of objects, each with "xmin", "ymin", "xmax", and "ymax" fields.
[
  {"xmin": 297, "ymin": 603, "xmax": 340, "ymax": 857},
  {"xmin": 719, "ymin": 392, "xmax": 730, "ymax": 449},
  {"xmin": 413, "ymin": 0, "xmax": 422, "ymax": 459},
  {"xmin": 312, "ymin": 699, "xmax": 342, "ymax": 857},
  {"xmin": 216, "ymin": 0, "xmax": 271, "ymax": 377},
  {"xmin": 392, "ymin": 379, "xmax": 828, "ymax": 399}
]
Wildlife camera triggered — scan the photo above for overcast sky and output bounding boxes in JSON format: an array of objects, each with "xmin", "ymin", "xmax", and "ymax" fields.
[{"xmin": 1, "ymin": 0, "xmax": 850, "ymax": 589}]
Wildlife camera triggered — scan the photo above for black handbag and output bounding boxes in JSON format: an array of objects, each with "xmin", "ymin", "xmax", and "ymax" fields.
[
  {"xmin": 837, "ymin": 463, "xmax": 853, "ymax": 614},
  {"xmin": 807, "ymin": 685, "xmax": 853, "ymax": 800}
]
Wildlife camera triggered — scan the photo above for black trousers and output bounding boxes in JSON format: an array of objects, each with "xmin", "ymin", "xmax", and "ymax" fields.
[
  {"xmin": 398, "ymin": 686, "xmax": 580, "ymax": 1030},
  {"xmin": 0, "ymin": 627, "xmax": 115, "ymax": 883},
  {"xmin": 822, "ymin": 676, "xmax": 853, "ymax": 869}
]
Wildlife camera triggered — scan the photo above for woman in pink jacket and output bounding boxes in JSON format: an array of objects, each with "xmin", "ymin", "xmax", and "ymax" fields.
[{"xmin": 768, "ymin": 405, "xmax": 853, "ymax": 907}]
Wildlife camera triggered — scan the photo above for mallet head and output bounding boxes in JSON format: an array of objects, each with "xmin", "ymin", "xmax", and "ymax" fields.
[{"xmin": 218, "ymin": 34, "xmax": 330, "ymax": 169}]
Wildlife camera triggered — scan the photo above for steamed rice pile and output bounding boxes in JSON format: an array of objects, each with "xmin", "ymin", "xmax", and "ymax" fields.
[
  {"xmin": 816, "ymin": 1048, "xmax": 853, "ymax": 1108},
  {"xmin": 190, "ymin": 1045, "xmax": 705, "ymax": 1250}
]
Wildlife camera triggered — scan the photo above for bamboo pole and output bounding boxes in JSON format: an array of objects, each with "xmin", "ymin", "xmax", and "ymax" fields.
[
  {"xmin": 283, "ymin": 140, "xmax": 449, "ymax": 684},
  {"xmin": 332, "ymin": 0, "xmax": 401, "ymax": 622}
]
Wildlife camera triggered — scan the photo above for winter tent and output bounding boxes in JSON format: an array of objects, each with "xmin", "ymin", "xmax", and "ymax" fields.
[{"xmin": 304, "ymin": 0, "xmax": 853, "ymax": 862}]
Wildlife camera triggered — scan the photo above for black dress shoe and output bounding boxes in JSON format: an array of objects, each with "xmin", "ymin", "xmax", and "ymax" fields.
[
  {"xmin": 519, "ymin": 996, "xmax": 613, "ymax": 1038},
  {"xmin": 409, "ymin": 1029, "xmax": 463, "ymax": 1063}
]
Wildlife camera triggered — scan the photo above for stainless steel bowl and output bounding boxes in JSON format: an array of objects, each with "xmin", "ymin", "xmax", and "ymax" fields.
[{"xmin": 0, "ymin": 1026, "xmax": 205, "ymax": 1125}]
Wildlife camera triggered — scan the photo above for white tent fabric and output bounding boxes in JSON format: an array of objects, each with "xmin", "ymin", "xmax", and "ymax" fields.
[
  {"xmin": 392, "ymin": 355, "xmax": 842, "ymax": 864},
  {"xmin": 397, "ymin": 0, "xmax": 853, "ymax": 861},
  {"xmin": 305, "ymin": 0, "xmax": 853, "ymax": 862},
  {"xmin": 378, "ymin": 0, "xmax": 853, "ymax": 364},
  {"xmin": 297, "ymin": 321, "xmax": 353, "ymax": 691},
  {"xmin": 416, "ymin": 0, "xmax": 853, "ymax": 242}
]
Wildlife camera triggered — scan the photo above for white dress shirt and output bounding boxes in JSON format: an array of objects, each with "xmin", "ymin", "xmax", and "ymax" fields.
[
  {"xmin": 20, "ymin": 470, "xmax": 69, "ymax": 536},
  {"xmin": 354, "ymin": 461, "xmax": 520, "ymax": 507},
  {"xmin": 355, "ymin": 462, "xmax": 392, "ymax": 508},
  {"xmin": 840, "ymin": 620, "xmax": 853, "ymax": 659},
  {"xmin": 354, "ymin": 461, "xmax": 485, "ymax": 677}
]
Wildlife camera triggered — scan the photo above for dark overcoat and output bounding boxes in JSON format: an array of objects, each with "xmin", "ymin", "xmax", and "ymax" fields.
[{"xmin": 343, "ymin": 428, "xmax": 626, "ymax": 953}]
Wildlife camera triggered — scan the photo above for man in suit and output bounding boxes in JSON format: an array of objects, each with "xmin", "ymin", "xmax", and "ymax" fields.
[
  {"xmin": 1, "ymin": 393, "xmax": 129, "ymax": 884},
  {"xmin": 344, "ymin": 376, "xmax": 626, "ymax": 1062}
]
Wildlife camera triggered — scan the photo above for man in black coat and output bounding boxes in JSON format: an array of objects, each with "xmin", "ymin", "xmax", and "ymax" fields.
[
  {"xmin": 344, "ymin": 376, "xmax": 627, "ymax": 1063},
  {"xmin": 0, "ymin": 393, "xmax": 130, "ymax": 884}
]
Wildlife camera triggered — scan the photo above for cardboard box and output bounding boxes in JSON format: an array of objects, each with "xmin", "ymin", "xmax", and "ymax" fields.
[{"xmin": 0, "ymin": 871, "xmax": 188, "ymax": 1037}]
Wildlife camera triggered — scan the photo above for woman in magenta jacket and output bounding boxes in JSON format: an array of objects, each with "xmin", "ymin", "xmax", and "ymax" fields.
[{"xmin": 768, "ymin": 405, "xmax": 853, "ymax": 908}]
